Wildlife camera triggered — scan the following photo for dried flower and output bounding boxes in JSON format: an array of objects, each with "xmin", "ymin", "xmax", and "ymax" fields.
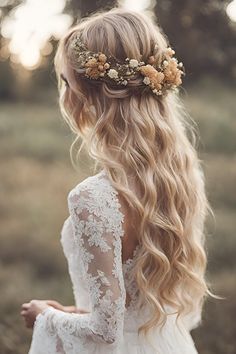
[
  {"xmin": 166, "ymin": 47, "xmax": 175, "ymax": 56},
  {"xmin": 104, "ymin": 63, "xmax": 110, "ymax": 69},
  {"xmin": 85, "ymin": 58, "xmax": 98, "ymax": 68},
  {"xmin": 98, "ymin": 53, "xmax": 107, "ymax": 63},
  {"xmin": 85, "ymin": 67, "xmax": 101, "ymax": 79},
  {"xmin": 163, "ymin": 58, "xmax": 182, "ymax": 86},
  {"xmin": 163, "ymin": 60, "xmax": 169, "ymax": 68},
  {"xmin": 129, "ymin": 59, "xmax": 139, "ymax": 68},
  {"xmin": 84, "ymin": 52, "xmax": 110, "ymax": 79},
  {"xmin": 139, "ymin": 65, "xmax": 165, "ymax": 91},
  {"xmin": 107, "ymin": 69, "xmax": 119, "ymax": 79},
  {"xmin": 143, "ymin": 77, "xmax": 151, "ymax": 85}
]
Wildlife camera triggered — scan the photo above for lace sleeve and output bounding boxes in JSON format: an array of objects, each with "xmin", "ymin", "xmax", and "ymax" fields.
[{"xmin": 28, "ymin": 181, "xmax": 126, "ymax": 353}]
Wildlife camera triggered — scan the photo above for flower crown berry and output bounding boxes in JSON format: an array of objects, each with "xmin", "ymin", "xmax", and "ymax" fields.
[{"xmin": 70, "ymin": 35, "xmax": 185, "ymax": 96}]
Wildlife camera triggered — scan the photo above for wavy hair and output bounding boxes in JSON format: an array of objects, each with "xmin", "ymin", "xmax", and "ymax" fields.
[{"xmin": 54, "ymin": 8, "xmax": 215, "ymax": 337}]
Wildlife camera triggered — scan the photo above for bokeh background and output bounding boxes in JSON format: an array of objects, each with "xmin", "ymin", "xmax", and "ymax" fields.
[{"xmin": 0, "ymin": 0, "xmax": 235, "ymax": 353}]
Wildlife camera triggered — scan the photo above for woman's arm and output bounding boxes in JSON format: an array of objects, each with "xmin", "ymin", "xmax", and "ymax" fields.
[
  {"xmin": 28, "ymin": 184, "xmax": 126, "ymax": 353},
  {"xmin": 63, "ymin": 305, "xmax": 90, "ymax": 314},
  {"xmin": 45, "ymin": 300, "xmax": 90, "ymax": 314},
  {"xmin": 21, "ymin": 300, "xmax": 90, "ymax": 329}
]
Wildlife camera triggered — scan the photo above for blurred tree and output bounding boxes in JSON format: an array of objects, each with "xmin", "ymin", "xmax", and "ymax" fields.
[
  {"xmin": 154, "ymin": 0, "xmax": 236, "ymax": 79},
  {"xmin": 69, "ymin": 0, "xmax": 118, "ymax": 18}
]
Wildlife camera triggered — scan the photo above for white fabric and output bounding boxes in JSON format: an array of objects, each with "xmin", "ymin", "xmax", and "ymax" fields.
[{"xmin": 28, "ymin": 169, "xmax": 200, "ymax": 354}]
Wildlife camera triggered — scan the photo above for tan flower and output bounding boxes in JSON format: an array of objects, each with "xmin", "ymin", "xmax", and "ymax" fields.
[
  {"xmin": 85, "ymin": 67, "xmax": 101, "ymax": 79},
  {"xmin": 85, "ymin": 58, "xmax": 98, "ymax": 68},
  {"xmin": 163, "ymin": 58, "xmax": 182, "ymax": 86},
  {"xmin": 98, "ymin": 53, "xmax": 107, "ymax": 64},
  {"xmin": 104, "ymin": 63, "xmax": 110, "ymax": 69},
  {"xmin": 139, "ymin": 65, "xmax": 165, "ymax": 91},
  {"xmin": 84, "ymin": 52, "xmax": 109, "ymax": 79}
]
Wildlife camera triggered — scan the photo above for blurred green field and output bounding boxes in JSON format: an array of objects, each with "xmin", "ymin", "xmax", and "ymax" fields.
[{"xmin": 0, "ymin": 77, "xmax": 235, "ymax": 354}]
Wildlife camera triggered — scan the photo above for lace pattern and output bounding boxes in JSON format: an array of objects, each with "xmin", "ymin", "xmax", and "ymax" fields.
[{"xmin": 29, "ymin": 170, "xmax": 127, "ymax": 352}]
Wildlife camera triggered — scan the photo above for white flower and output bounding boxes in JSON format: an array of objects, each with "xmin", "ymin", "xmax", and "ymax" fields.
[
  {"xmin": 122, "ymin": 80, "xmax": 128, "ymax": 85},
  {"xmin": 178, "ymin": 62, "xmax": 183, "ymax": 68},
  {"xmin": 143, "ymin": 77, "xmax": 151, "ymax": 85},
  {"xmin": 129, "ymin": 59, "xmax": 139, "ymax": 68},
  {"xmin": 163, "ymin": 60, "xmax": 169, "ymax": 67},
  {"xmin": 107, "ymin": 69, "xmax": 119, "ymax": 79},
  {"xmin": 153, "ymin": 89, "xmax": 162, "ymax": 96}
]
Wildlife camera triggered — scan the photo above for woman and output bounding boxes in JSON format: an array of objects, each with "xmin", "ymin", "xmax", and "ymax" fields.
[{"xmin": 21, "ymin": 8, "xmax": 213, "ymax": 354}]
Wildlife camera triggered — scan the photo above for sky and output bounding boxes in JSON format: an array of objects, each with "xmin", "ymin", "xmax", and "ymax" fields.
[{"xmin": 0, "ymin": 0, "xmax": 235, "ymax": 70}]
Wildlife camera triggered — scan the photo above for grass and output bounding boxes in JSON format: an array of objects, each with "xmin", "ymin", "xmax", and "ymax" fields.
[{"xmin": 0, "ymin": 76, "xmax": 235, "ymax": 353}]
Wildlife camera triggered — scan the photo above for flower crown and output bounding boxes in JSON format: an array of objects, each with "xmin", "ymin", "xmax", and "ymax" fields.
[{"xmin": 70, "ymin": 35, "xmax": 185, "ymax": 96}]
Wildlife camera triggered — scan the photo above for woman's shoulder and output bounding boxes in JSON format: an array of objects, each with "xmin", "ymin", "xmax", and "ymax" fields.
[
  {"xmin": 67, "ymin": 169, "xmax": 112, "ymax": 206},
  {"xmin": 67, "ymin": 169, "xmax": 124, "ymax": 220},
  {"xmin": 66, "ymin": 169, "xmax": 124, "ymax": 227}
]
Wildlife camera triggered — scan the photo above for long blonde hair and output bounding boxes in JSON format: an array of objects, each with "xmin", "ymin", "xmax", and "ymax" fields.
[{"xmin": 54, "ymin": 8, "xmax": 214, "ymax": 337}]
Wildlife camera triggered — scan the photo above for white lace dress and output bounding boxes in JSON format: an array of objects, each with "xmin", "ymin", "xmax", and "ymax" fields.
[{"xmin": 28, "ymin": 169, "xmax": 200, "ymax": 354}]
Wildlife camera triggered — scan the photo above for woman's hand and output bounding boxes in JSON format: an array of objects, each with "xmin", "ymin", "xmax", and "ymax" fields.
[
  {"xmin": 45, "ymin": 299, "xmax": 66, "ymax": 311},
  {"xmin": 21, "ymin": 300, "xmax": 50, "ymax": 329},
  {"xmin": 21, "ymin": 299, "xmax": 91, "ymax": 328}
]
